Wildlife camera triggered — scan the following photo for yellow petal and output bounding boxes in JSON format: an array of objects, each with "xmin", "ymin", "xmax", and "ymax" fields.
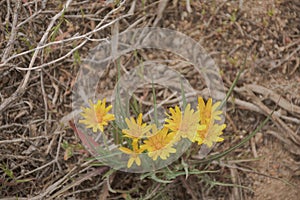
[
  {"xmin": 127, "ymin": 157, "xmax": 134, "ymax": 168},
  {"xmin": 137, "ymin": 113, "xmax": 143, "ymax": 125},
  {"xmin": 135, "ymin": 156, "xmax": 141, "ymax": 166},
  {"xmin": 212, "ymin": 101, "xmax": 221, "ymax": 111},
  {"xmin": 119, "ymin": 147, "xmax": 132, "ymax": 154}
]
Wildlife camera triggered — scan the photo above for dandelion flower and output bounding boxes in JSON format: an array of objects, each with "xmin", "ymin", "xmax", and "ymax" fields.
[
  {"xmin": 119, "ymin": 141, "xmax": 144, "ymax": 168},
  {"xmin": 164, "ymin": 106, "xmax": 182, "ymax": 132},
  {"xmin": 165, "ymin": 104, "xmax": 201, "ymax": 141},
  {"xmin": 197, "ymin": 97, "xmax": 223, "ymax": 124},
  {"xmin": 141, "ymin": 126, "xmax": 176, "ymax": 161},
  {"xmin": 122, "ymin": 113, "xmax": 152, "ymax": 141},
  {"xmin": 79, "ymin": 99, "xmax": 115, "ymax": 132},
  {"xmin": 194, "ymin": 123, "xmax": 226, "ymax": 147},
  {"xmin": 195, "ymin": 97, "xmax": 226, "ymax": 147}
]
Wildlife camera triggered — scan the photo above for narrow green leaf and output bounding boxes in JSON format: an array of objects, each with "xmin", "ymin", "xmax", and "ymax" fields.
[
  {"xmin": 151, "ymin": 174, "xmax": 173, "ymax": 183},
  {"xmin": 181, "ymin": 158, "xmax": 189, "ymax": 179},
  {"xmin": 180, "ymin": 78, "xmax": 187, "ymax": 109},
  {"xmin": 219, "ymin": 56, "xmax": 247, "ymax": 109},
  {"xmin": 152, "ymin": 80, "xmax": 159, "ymax": 127}
]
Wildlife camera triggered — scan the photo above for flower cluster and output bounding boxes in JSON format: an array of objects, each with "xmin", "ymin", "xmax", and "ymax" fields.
[{"xmin": 79, "ymin": 97, "xmax": 226, "ymax": 168}]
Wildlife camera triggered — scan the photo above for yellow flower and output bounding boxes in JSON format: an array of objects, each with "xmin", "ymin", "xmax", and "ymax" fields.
[
  {"xmin": 141, "ymin": 126, "xmax": 176, "ymax": 161},
  {"xmin": 122, "ymin": 113, "xmax": 152, "ymax": 141},
  {"xmin": 197, "ymin": 97, "xmax": 222, "ymax": 125},
  {"xmin": 195, "ymin": 97, "xmax": 226, "ymax": 147},
  {"xmin": 194, "ymin": 123, "xmax": 226, "ymax": 147},
  {"xmin": 79, "ymin": 99, "xmax": 115, "ymax": 132},
  {"xmin": 165, "ymin": 104, "xmax": 201, "ymax": 141},
  {"xmin": 164, "ymin": 106, "xmax": 181, "ymax": 132},
  {"xmin": 119, "ymin": 141, "xmax": 144, "ymax": 168}
]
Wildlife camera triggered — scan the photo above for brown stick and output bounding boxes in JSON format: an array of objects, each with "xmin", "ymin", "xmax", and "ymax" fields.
[{"xmin": 0, "ymin": 0, "xmax": 73, "ymax": 113}]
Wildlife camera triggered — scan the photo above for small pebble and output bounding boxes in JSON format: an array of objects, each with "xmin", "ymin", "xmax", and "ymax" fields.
[{"xmin": 255, "ymin": 132, "xmax": 263, "ymax": 144}]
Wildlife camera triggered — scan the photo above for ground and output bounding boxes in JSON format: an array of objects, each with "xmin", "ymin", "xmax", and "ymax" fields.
[{"xmin": 0, "ymin": 0, "xmax": 299, "ymax": 199}]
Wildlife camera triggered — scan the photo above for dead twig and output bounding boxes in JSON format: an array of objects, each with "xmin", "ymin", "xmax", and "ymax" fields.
[
  {"xmin": 0, "ymin": 0, "xmax": 128, "ymax": 68},
  {"xmin": 214, "ymin": 160, "xmax": 297, "ymax": 188},
  {"xmin": 30, "ymin": 166, "xmax": 78, "ymax": 200},
  {"xmin": 0, "ymin": 135, "xmax": 48, "ymax": 144},
  {"xmin": 250, "ymin": 137, "xmax": 258, "ymax": 158},
  {"xmin": 289, "ymin": 57, "xmax": 299, "ymax": 76},
  {"xmin": 225, "ymin": 113, "xmax": 238, "ymax": 133},
  {"xmin": 1, "ymin": 0, "xmax": 21, "ymax": 62},
  {"xmin": 269, "ymin": 45, "xmax": 300, "ymax": 71},
  {"xmin": 236, "ymin": 84, "xmax": 300, "ymax": 115},
  {"xmin": 153, "ymin": 0, "xmax": 169, "ymax": 26},
  {"xmin": 15, "ymin": 39, "xmax": 88, "ymax": 71},
  {"xmin": 180, "ymin": 176, "xmax": 198, "ymax": 200},
  {"xmin": 186, "ymin": 0, "xmax": 192, "ymax": 13},
  {"xmin": 245, "ymin": 87, "xmax": 300, "ymax": 146},
  {"xmin": 267, "ymin": 130, "xmax": 300, "ymax": 155},
  {"xmin": 229, "ymin": 166, "xmax": 243, "ymax": 200},
  {"xmin": 49, "ymin": 167, "xmax": 109, "ymax": 199},
  {"xmin": 40, "ymin": 71, "xmax": 48, "ymax": 134},
  {"xmin": 0, "ymin": 0, "xmax": 73, "ymax": 113},
  {"xmin": 17, "ymin": 9, "xmax": 42, "ymax": 28}
]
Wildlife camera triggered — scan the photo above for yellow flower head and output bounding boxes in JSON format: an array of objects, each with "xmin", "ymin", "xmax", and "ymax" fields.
[
  {"xmin": 141, "ymin": 126, "xmax": 176, "ymax": 161},
  {"xmin": 197, "ymin": 97, "xmax": 222, "ymax": 125},
  {"xmin": 164, "ymin": 106, "xmax": 182, "ymax": 132},
  {"xmin": 195, "ymin": 97, "xmax": 226, "ymax": 147},
  {"xmin": 122, "ymin": 113, "xmax": 152, "ymax": 140},
  {"xmin": 194, "ymin": 123, "xmax": 226, "ymax": 147},
  {"xmin": 119, "ymin": 141, "xmax": 144, "ymax": 168},
  {"xmin": 165, "ymin": 104, "xmax": 200, "ymax": 141},
  {"xmin": 79, "ymin": 99, "xmax": 115, "ymax": 132}
]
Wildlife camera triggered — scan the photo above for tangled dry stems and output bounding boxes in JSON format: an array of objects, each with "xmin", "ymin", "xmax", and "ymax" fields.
[{"xmin": 0, "ymin": 0, "xmax": 299, "ymax": 199}]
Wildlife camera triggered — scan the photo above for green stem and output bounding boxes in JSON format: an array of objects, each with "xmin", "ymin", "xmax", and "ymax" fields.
[{"xmin": 219, "ymin": 56, "xmax": 247, "ymax": 109}]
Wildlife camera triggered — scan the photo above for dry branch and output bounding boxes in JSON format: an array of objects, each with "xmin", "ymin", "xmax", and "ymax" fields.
[
  {"xmin": 0, "ymin": 0, "xmax": 73, "ymax": 113},
  {"xmin": 1, "ymin": 0, "xmax": 21, "ymax": 62}
]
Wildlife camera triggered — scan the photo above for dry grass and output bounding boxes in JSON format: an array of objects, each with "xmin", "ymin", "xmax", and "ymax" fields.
[{"xmin": 0, "ymin": 0, "xmax": 299, "ymax": 199}]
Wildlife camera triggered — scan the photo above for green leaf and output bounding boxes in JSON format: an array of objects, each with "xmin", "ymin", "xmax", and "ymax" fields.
[
  {"xmin": 0, "ymin": 164, "xmax": 14, "ymax": 179},
  {"xmin": 181, "ymin": 158, "xmax": 189, "ymax": 179},
  {"xmin": 219, "ymin": 56, "xmax": 247, "ymax": 109},
  {"xmin": 150, "ymin": 174, "xmax": 173, "ymax": 183},
  {"xmin": 15, "ymin": 178, "xmax": 33, "ymax": 183},
  {"xmin": 152, "ymin": 80, "xmax": 159, "ymax": 127},
  {"xmin": 180, "ymin": 79, "xmax": 187, "ymax": 109}
]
